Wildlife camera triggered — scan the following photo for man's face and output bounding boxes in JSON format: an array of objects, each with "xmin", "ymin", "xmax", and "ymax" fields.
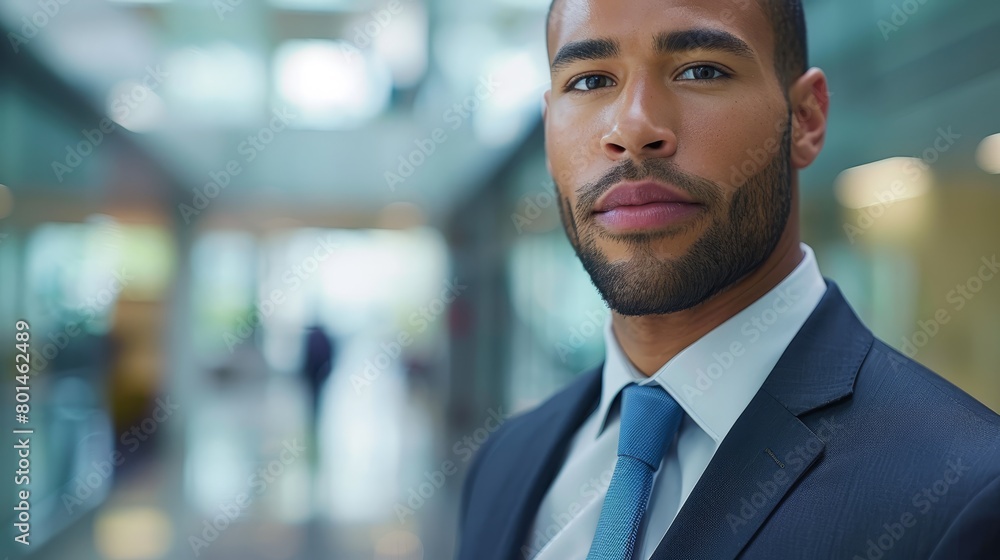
[{"xmin": 545, "ymin": 0, "xmax": 796, "ymax": 316}]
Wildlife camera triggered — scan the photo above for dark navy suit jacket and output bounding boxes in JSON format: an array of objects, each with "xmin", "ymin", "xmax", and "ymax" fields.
[{"xmin": 456, "ymin": 280, "xmax": 1000, "ymax": 559}]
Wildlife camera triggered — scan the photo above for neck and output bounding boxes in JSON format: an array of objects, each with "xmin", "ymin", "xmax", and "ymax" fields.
[{"xmin": 611, "ymin": 226, "xmax": 804, "ymax": 376}]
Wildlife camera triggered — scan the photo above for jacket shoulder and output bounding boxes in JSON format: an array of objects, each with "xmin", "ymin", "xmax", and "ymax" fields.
[
  {"xmin": 862, "ymin": 338, "xmax": 1000, "ymax": 430},
  {"xmin": 475, "ymin": 367, "xmax": 602, "ymax": 464},
  {"xmin": 457, "ymin": 368, "xmax": 601, "ymax": 510}
]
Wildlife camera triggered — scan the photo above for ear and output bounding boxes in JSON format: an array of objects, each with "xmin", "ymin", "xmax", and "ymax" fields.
[{"xmin": 788, "ymin": 68, "xmax": 829, "ymax": 170}]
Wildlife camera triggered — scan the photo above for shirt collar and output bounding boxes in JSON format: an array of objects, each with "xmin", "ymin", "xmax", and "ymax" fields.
[{"xmin": 596, "ymin": 242, "xmax": 828, "ymax": 442}]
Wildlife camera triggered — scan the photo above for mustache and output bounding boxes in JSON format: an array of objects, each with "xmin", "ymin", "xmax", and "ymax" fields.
[{"xmin": 574, "ymin": 159, "xmax": 723, "ymax": 224}]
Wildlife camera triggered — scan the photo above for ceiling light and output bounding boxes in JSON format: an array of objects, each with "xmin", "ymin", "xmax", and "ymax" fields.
[
  {"xmin": 835, "ymin": 157, "xmax": 932, "ymax": 209},
  {"xmin": 975, "ymin": 133, "xmax": 1000, "ymax": 174}
]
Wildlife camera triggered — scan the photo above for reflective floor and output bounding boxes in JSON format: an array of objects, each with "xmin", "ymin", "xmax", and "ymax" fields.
[{"xmin": 17, "ymin": 370, "xmax": 459, "ymax": 560}]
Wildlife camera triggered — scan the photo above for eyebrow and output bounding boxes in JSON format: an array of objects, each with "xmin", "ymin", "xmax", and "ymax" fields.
[
  {"xmin": 550, "ymin": 38, "xmax": 619, "ymax": 73},
  {"xmin": 550, "ymin": 27, "xmax": 755, "ymax": 73},
  {"xmin": 655, "ymin": 28, "xmax": 756, "ymax": 59}
]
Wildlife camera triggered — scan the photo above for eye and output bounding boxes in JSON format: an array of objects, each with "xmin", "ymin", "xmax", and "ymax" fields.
[
  {"xmin": 677, "ymin": 65, "xmax": 729, "ymax": 81},
  {"xmin": 569, "ymin": 74, "xmax": 616, "ymax": 92}
]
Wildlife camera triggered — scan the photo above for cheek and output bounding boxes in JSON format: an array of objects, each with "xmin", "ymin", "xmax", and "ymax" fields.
[
  {"xmin": 546, "ymin": 118, "xmax": 604, "ymax": 201},
  {"xmin": 677, "ymin": 97, "xmax": 786, "ymax": 189},
  {"xmin": 545, "ymin": 143, "xmax": 575, "ymax": 203}
]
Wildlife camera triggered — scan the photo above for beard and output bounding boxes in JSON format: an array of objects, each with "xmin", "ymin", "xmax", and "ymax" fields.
[{"xmin": 556, "ymin": 115, "xmax": 793, "ymax": 317}]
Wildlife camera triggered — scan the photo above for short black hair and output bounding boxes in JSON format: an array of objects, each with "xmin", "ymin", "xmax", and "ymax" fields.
[
  {"xmin": 546, "ymin": 0, "xmax": 808, "ymax": 91},
  {"xmin": 759, "ymin": 0, "xmax": 809, "ymax": 91}
]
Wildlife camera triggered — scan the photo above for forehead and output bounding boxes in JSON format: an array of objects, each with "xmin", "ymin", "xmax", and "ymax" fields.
[{"xmin": 547, "ymin": 0, "xmax": 773, "ymax": 61}]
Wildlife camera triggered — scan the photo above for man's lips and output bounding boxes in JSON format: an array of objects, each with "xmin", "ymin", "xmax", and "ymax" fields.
[
  {"xmin": 592, "ymin": 181, "xmax": 698, "ymax": 212},
  {"xmin": 592, "ymin": 181, "xmax": 703, "ymax": 231}
]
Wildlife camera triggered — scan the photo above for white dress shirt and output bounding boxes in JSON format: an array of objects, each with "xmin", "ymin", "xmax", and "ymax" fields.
[{"xmin": 523, "ymin": 242, "xmax": 828, "ymax": 560}]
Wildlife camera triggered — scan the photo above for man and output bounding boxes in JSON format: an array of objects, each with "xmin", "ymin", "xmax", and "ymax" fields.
[{"xmin": 456, "ymin": 0, "xmax": 1000, "ymax": 559}]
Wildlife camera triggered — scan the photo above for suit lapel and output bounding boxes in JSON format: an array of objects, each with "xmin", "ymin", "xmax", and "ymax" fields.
[
  {"xmin": 651, "ymin": 280, "xmax": 874, "ymax": 560},
  {"xmin": 650, "ymin": 390, "xmax": 825, "ymax": 560},
  {"xmin": 486, "ymin": 367, "xmax": 603, "ymax": 560}
]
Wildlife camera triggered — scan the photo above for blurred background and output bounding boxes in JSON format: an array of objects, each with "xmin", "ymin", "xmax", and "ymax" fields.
[{"xmin": 0, "ymin": 0, "xmax": 998, "ymax": 558}]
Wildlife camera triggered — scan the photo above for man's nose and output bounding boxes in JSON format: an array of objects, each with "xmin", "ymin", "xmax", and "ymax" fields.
[{"xmin": 601, "ymin": 79, "xmax": 678, "ymax": 161}]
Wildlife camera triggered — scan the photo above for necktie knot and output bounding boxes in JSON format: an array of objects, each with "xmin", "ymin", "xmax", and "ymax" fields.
[{"xmin": 617, "ymin": 384, "xmax": 683, "ymax": 469}]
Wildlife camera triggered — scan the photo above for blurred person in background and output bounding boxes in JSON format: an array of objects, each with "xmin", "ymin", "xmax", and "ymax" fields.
[
  {"xmin": 457, "ymin": 1, "xmax": 1000, "ymax": 559},
  {"xmin": 301, "ymin": 322, "xmax": 336, "ymax": 434}
]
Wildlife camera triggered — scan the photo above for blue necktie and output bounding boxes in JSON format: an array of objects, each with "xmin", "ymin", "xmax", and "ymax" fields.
[{"xmin": 586, "ymin": 384, "xmax": 684, "ymax": 560}]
